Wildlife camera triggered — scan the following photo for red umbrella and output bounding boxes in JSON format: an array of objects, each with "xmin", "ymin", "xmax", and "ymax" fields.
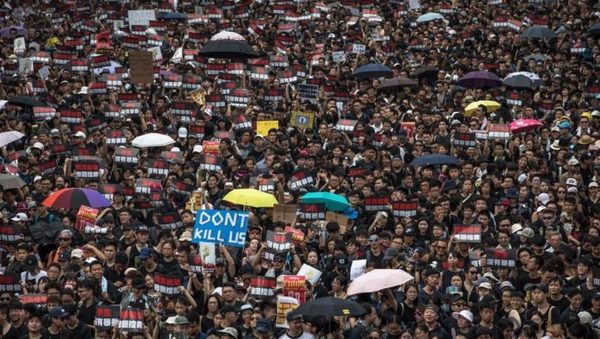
[{"xmin": 510, "ymin": 119, "xmax": 543, "ymax": 134}]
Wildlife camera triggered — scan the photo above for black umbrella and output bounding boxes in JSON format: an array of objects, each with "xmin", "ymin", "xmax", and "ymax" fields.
[
  {"xmin": 523, "ymin": 53, "xmax": 549, "ymax": 62},
  {"xmin": 199, "ymin": 31, "xmax": 258, "ymax": 59},
  {"xmin": 378, "ymin": 77, "xmax": 418, "ymax": 91},
  {"xmin": 8, "ymin": 96, "xmax": 46, "ymax": 107},
  {"xmin": 521, "ymin": 26, "xmax": 557, "ymax": 39},
  {"xmin": 352, "ymin": 63, "xmax": 393, "ymax": 80},
  {"xmin": 290, "ymin": 297, "xmax": 366, "ymax": 317},
  {"xmin": 411, "ymin": 66, "xmax": 438, "ymax": 78},
  {"xmin": 587, "ymin": 23, "xmax": 600, "ymax": 37}
]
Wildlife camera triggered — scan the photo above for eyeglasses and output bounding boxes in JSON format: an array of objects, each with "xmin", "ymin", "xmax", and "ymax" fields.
[
  {"xmin": 59, "ymin": 238, "xmax": 70, "ymax": 241},
  {"xmin": 468, "ymin": 271, "xmax": 478, "ymax": 274},
  {"xmin": 0, "ymin": 297, "xmax": 11, "ymax": 301}
]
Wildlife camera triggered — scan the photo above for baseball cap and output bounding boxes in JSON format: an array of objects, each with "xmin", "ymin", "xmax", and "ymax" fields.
[
  {"xmin": 174, "ymin": 316, "xmax": 189, "ymax": 325},
  {"xmin": 452, "ymin": 310, "xmax": 473, "ymax": 323},
  {"xmin": 589, "ymin": 181, "xmax": 599, "ymax": 188},
  {"xmin": 11, "ymin": 213, "xmax": 28, "ymax": 222},
  {"xmin": 566, "ymin": 178, "xmax": 578, "ymax": 186},
  {"xmin": 216, "ymin": 257, "xmax": 226, "ymax": 266},
  {"xmin": 73, "ymin": 131, "xmax": 86, "ymax": 139},
  {"xmin": 425, "ymin": 304, "xmax": 440, "ymax": 313},
  {"xmin": 70, "ymin": 249, "xmax": 83, "ymax": 259},
  {"xmin": 511, "ymin": 223, "xmax": 523, "ymax": 234},
  {"xmin": 567, "ymin": 187, "xmax": 578, "ymax": 193},
  {"xmin": 537, "ymin": 193, "xmax": 549, "ymax": 205},
  {"xmin": 32, "ymin": 142, "xmax": 44, "ymax": 150},
  {"xmin": 522, "ymin": 227, "xmax": 535, "ymax": 238},
  {"xmin": 500, "ymin": 281, "xmax": 515, "ymax": 290},
  {"xmin": 240, "ymin": 304, "xmax": 253, "ymax": 312},
  {"xmin": 217, "ymin": 327, "xmax": 238, "ymax": 338},
  {"xmin": 49, "ymin": 307, "xmax": 68, "ymax": 319},
  {"xmin": 567, "ymin": 158, "xmax": 579, "ymax": 166},
  {"xmin": 192, "ymin": 145, "xmax": 203, "ymax": 153},
  {"xmin": 138, "ymin": 247, "xmax": 153, "ymax": 260},
  {"xmin": 178, "ymin": 127, "xmax": 188, "ymax": 138},
  {"xmin": 256, "ymin": 318, "xmax": 273, "ymax": 332},
  {"xmin": 368, "ymin": 235, "xmax": 379, "ymax": 242},
  {"xmin": 478, "ymin": 282, "xmax": 492, "ymax": 290}
]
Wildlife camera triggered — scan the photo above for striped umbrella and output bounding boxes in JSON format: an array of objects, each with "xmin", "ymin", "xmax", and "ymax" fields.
[{"xmin": 42, "ymin": 188, "xmax": 112, "ymax": 209}]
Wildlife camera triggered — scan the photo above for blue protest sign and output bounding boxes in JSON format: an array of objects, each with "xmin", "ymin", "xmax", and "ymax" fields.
[{"xmin": 192, "ymin": 210, "xmax": 249, "ymax": 247}]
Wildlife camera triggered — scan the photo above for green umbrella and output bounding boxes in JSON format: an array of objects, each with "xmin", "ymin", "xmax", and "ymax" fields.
[{"xmin": 300, "ymin": 192, "xmax": 350, "ymax": 212}]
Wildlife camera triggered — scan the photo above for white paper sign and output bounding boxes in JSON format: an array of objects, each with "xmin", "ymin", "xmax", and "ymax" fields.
[
  {"xmin": 148, "ymin": 46, "xmax": 163, "ymax": 61},
  {"xmin": 38, "ymin": 66, "xmax": 50, "ymax": 80},
  {"xmin": 352, "ymin": 44, "xmax": 366, "ymax": 54},
  {"xmin": 18, "ymin": 58, "xmax": 33, "ymax": 75},
  {"xmin": 332, "ymin": 51, "xmax": 346, "ymax": 63},
  {"xmin": 350, "ymin": 259, "xmax": 367, "ymax": 281},
  {"xmin": 127, "ymin": 10, "xmax": 156, "ymax": 29},
  {"xmin": 296, "ymin": 264, "xmax": 322, "ymax": 285},
  {"xmin": 199, "ymin": 242, "xmax": 216, "ymax": 268},
  {"xmin": 13, "ymin": 37, "xmax": 26, "ymax": 55},
  {"xmin": 113, "ymin": 20, "xmax": 125, "ymax": 31},
  {"xmin": 275, "ymin": 296, "xmax": 299, "ymax": 329},
  {"xmin": 409, "ymin": 0, "xmax": 421, "ymax": 10}
]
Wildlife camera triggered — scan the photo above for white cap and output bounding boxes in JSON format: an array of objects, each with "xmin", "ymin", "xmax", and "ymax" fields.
[
  {"xmin": 578, "ymin": 311, "xmax": 592, "ymax": 325},
  {"xmin": 537, "ymin": 193, "xmax": 549, "ymax": 206},
  {"xmin": 566, "ymin": 178, "xmax": 578, "ymax": 186},
  {"xmin": 170, "ymin": 147, "xmax": 181, "ymax": 152},
  {"xmin": 567, "ymin": 186, "xmax": 578, "ymax": 193},
  {"xmin": 511, "ymin": 223, "xmax": 523, "ymax": 234},
  {"xmin": 33, "ymin": 175, "xmax": 42, "ymax": 183},
  {"xmin": 478, "ymin": 282, "xmax": 492, "ymax": 290},
  {"xmin": 73, "ymin": 131, "xmax": 86, "ymax": 139},
  {"xmin": 32, "ymin": 142, "xmax": 44, "ymax": 150},
  {"xmin": 592, "ymin": 110, "xmax": 600, "ymax": 117},
  {"xmin": 70, "ymin": 248, "xmax": 84, "ymax": 258},
  {"xmin": 589, "ymin": 181, "xmax": 599, "ymax": 188},
  {"xmin": 11, "ymin": 212, "xmax": 28, "ymax": 222},
  {"xmin": 178, "ymin": 127, "xmax": 188, "ymax": 138},
  {"xmin": 192, "ymin": 145, "xmax": 203, "ymax": 153},
  {"xmin": 452, "ymin": 310, "xmax": 473, "ymax": 323},
  {"xmin": 78, "ymin": 86, "xmax": 89, "ymax": 95},
  {"xmin": 567, "ymin": 158, "xmax": 579, "ymax": 166},
  {"xmin": 517, "ymin": 173, "xmax": 528, "ymax": 184}
]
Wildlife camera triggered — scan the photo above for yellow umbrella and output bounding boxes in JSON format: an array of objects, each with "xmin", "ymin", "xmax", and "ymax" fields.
[
  {"xmin": 464, "ymin": 100, "xmax": 501, "ymax": 116},
  {"xmin": 222, "ymin": 188, "xmax": 278, "ymax": 208}
]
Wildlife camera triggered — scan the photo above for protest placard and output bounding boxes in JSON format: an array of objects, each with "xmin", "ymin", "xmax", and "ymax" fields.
[
  {"xmin": 192, "ymin": 210, "xmax": 249, "ymax": 247},
  {"xmin": 75, "ymin": 206, "xmax": 98, "ymax": 231},
  {"xmin": 266, "ymin": 230, "xmax": 292, "ymax": 253},
  {"xmin": 250, "ymin": 277, "xmax": 276, "ymax": 297},
  {"xmin": 0, "ymin": 273, "xmax": 21, "ymax": 293},
  {"xmin": 276, "ymin": 297, "xmax": 299, "ymax": 328},
  {"xmin": 153, "ymin": 273, "xmax": 182, "ymax": 295},
  {"xmin": 350, "ymin": 259, "xmax": 367, "ymax": 281},
  {"xmin": 454, "ymin": 225, "xmax": 482, "ymax": 243},
  {"xmin": 128, "ymin": 51, "xmax": 154, "ymax": 84},
  {"xmin": 282, "ymin": 275, "xmax": 306, "ymax": 303},
  {"xmin": 289, "ymin": 111, "xmax": 315, "ymax": 129},
  {"xmin": 256, "ymin": 120, "xmax": 279, "ymax": 136},
  {"xmin": 118, "ymin": 308, "xmax": 144, "ymax": 332},
  {"xmin": 94, "ymin": 305, "xmax": 120, "ymax": 330},
  {"xmin": 297, "ymin": 264, "xmax": 322, "ymax": 285}
]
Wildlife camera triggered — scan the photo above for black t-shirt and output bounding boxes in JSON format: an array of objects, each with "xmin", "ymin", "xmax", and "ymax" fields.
[
  {"xmin": 547, "ymin": 295, "xmax": 570, "ymax": 313},
  {"xmin": 66, "ymin": 322, "xmax": 92, "ymax": 339},
  {"xmin": 4, "ymin": 325, "xmax": 23, "ymax": 339},
  {"xmin": 78, "ymin": 300, "xmax": 98, "ymax": 326}
]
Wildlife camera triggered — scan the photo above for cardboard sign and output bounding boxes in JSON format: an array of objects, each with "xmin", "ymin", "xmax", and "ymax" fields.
[
  {"xmin": 114, "ymin": 148, "xmax": 139, "ymax": 165},
  {"xmin": 298, "ymin": 84, "xmax": 319, "ymax": 104},
  {"xmin": 18, "ymin": 58, "xmax": 33, "ymax": 75},
  {"xmin": 290, "ymin": 171, "xmax": 314, "ymax": 190},
  {"xmin": 325, "ymin": 212, "xmax": 349, "ymax": 234},
  {"xmin": 250, "ymin": 277, "xmax": 276, "ymax": 297},
  {"xmin": 33, "ymin": 107, "xmax": 56, "ymax": 121},
  {"xmin": 453, "ymin": 133, "xmax": 477, "ymax": 147},
  {"xmin": 332, "ymin": 51, "xmax": 346, "ymax": 63},
  {"xmin": 118, "ymin": 308, "xmax": 144, "ymax": 332},
  {"xmin": 487, "ymin": 124, "xmax": 511, "ymax": 140},
  {"xmin": 352, "ymin": 44, "xmax": 366, "ymax": 54},
  {"xmin": 128, "ymin": 51, "xmax": 154, "ymax": 84},
  {"xmin": 189, "ymin": 255, "xmax": 203, "ymax": 274},
  {"xmin": 192, "ymin": 210, "xmax": 249, "ymax": 248},
  {"xmin": 297, "ymin": 264, "xmax": 322, "ymax": 285},
  {"xmin": 298, "ymin": 203, "xmax": 326, "ymax": 220},
  {"xmin": 273, "ymin": 204, "xmax": 297, "ymax": 225},
  {"xmin": 0, "ymin": 274, "xmax": 21, "ymax": 293},
  {"xmin": 146, "ymin": 159, "xmax": 169, "ymax": 179},
  {"xmin": 198, "ymin": 154, "xmax": 222, "ymax": 172},
  {"xmin": 276, "ymin": 296, "xmax": 299, "ymax": 328},
  {"xmin": 59, "ymin": 109, "xmax": 82, "ymax": 124},
  {"xmin": 256, "ymin": 120, "xmax": 279, "ymax": 136},
  {"xmin": 454, "ymin": 225, "xmax": 482, "ymax": 243},
  {"xmin": 289, "ymin": 111, "xmax": 315, "ymax": 129},
  {"xmin": 73, "ymin": 157, "xmax": 100, "ymax": 179},
  {"xmin": 266, "ymin": 230, "xmax": 292, "ymax": 253},
  {"xmin": 75, "ymin": 206, "xmax": 99, "ymax": 231},
  {"xmin": 0, "ymin": 226, "xmax": 23, "ymax": 244},
  {"xmin": 94, "ymin": 305, "xmax": 120, "ymax": 330},
  {"xmin": 264, "ymin": 88, "xmax": 284, "ymax": 102},
  {"xmin": 364, "ymin": 196, "xmax": 390, "ymax": 212},
  {"xmin": 202, "ymin": 140, "xmax": 220, "ymax": 155},
  {"xmin": 153, "ymin": 273, "xmax": 182, "ymax": 295},
  {"xmin": 128, "ymin": 10, "xmax": 155, "ymax": 29},
  {"xmin": 485, "ymin": 249, "xmax": 516, "ymax": 268},
  {"xmin": 199, "ymin": 242, "xmax": 216, "ymax": 273},
  {"xmin": 156, "ymin": 212, "xmax": 184, "ymax": 230},
  {"xmin": 282, "ymin": 276, "xmax": 306, "ymax": 303},
  {"xmin": 106, "ymin": 129, "xmax": 127, "ymax": 146},
  {"xmin": 19, "ymin": 294, "xmax": 47, "ymax": 305},
  {"xmin": 392, "ymin": 201, "xmax": 418, "ymax": 217},
  {"xmin": 188, "ymin": 124, "xmax": 205, "ymax": 139},
  {"xmin": 135, "ymin": 178, "xmax": 161, "ymax": 196},
  {"xmin": 170, "ymin": 180, "xmax": 194, "ymax": 197},
  {"xmin": 335, "ymin": 119, "xmax": 358, "ymax": 132},
  {"xmin": 284, "ymin": 226, "xmax": 305, "ymax": 242},
  {"xmin": 98, "ymin": 184, "xmax": 123, "ymax": 201}
]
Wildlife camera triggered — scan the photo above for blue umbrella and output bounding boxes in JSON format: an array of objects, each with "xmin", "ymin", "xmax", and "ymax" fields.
[
  {"xmin": 158, "ymin": 12, "xmax": 187, "ymax": 20},
  {"xmin": 352, "ymin": 63, "xmax": 393, "ymax": 80},
  {"xmin": 410, "ymin": 154, "xmax": 460, "ymax": 167},
  {"xmin": 301, "ymin": 192, "xmax": 350, "ymax": 212},
  {"xmin": 521, "ymin": 25, "xmax": 557, "ymax": 40},
  {"xmin": 416, "ymin": 12, "xmax": 444, "ymax": 23},
  {"xmin": 503, "ymin": 72, "xmax": 543, "ymax": 89},
  {"xmin": 457, "ymin": 71, "xmax": 502, "ymax": 89}
]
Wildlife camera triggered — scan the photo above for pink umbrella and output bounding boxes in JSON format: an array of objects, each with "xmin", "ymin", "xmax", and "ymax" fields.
[
  {"xmin": 510, "ymin": 119, "xmax": 543, "ymax": 134},
  {"xmin": 347, "ymin": 269, "xmax": 413, "ymax": 295}
]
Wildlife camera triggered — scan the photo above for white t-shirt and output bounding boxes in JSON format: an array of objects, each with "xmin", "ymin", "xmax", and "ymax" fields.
[
  {"xmin": 279, "ymin": 331, "xmax": 315, "ymax": 339},
  {"xmin": 20, "ymin": 270, "xmax": 48, "ymax": 284}
]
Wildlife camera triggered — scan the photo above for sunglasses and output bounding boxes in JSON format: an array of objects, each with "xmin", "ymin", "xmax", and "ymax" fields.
[{"xmin": 59, "ymin": 238, "xmax": 71, "ymax": 241}]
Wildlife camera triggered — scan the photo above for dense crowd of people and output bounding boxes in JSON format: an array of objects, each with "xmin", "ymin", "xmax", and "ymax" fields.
[{"xmin": 0, "ymin": 0, "xmax": 599, "ymax": 338}]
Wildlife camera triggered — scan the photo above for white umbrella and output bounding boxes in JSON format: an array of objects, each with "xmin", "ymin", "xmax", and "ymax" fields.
[
  {"xmin": 0, "ymin": 131, "xmax": 24, "ymax": 147},
  {"xmin": 132, "ymin": 133, "xmax": 175, "ymax": 148},
  {"xmin": 347, "ymin": 269, "xmax": 413, "ymax": 295},
  {"xmin": 210, "ymin": 31, "xmax": 246, "ymax": 41}
]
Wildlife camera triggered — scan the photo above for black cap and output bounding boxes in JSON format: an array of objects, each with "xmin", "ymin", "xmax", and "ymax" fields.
[{"xmin": 25, "ymin": 254, "xmax": 38, "ymax": 269}]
